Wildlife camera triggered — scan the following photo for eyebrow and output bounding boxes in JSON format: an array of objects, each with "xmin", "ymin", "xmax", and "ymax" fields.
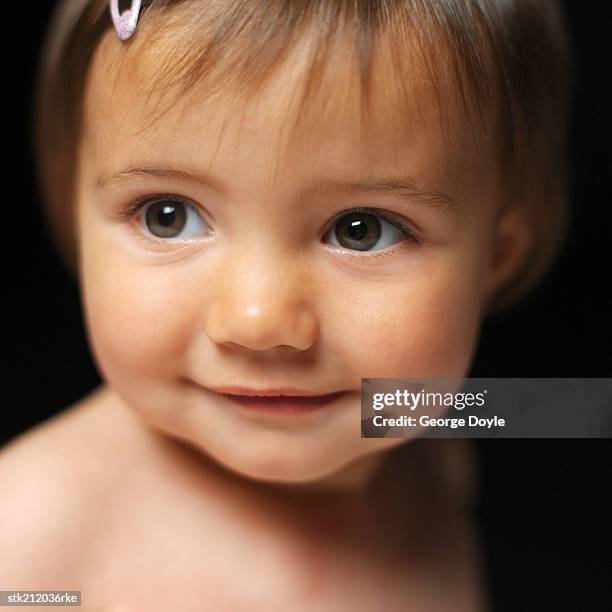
[{"xmin": 96, "ymin": 166, "xmax": 459, "ymax": 213}]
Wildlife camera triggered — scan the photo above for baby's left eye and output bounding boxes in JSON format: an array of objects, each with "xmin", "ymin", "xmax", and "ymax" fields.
[
  {"xmin": 138, "ymin": 197, "xmax": 210, "ymax": 239},
  {"xmin": 323, "ymin": 209, "xmax": 414, "ymax": 252}
]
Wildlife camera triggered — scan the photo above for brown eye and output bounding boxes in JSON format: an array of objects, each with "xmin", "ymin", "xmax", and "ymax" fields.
[
  {"xmin": 141, "ymin": 198, "xmax": 208, "ymax": 239},
  {"xmin": 328, "ymin": 211, "xmax": 407, "ymax": 252},
  {"xmin": 144, "ymin": 200, "xmax": 186, "ymax": 237}
]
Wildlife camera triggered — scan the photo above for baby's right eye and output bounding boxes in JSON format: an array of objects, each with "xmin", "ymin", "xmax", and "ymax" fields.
[{"xmin": 137, "ymin": 196, "xmax": 210, "ymax": 239}]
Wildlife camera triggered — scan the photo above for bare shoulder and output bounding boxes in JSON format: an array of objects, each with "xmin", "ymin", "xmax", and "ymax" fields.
[{"xmin": 0, "ymin": 386, "xmax": 139, "ymax": 588}]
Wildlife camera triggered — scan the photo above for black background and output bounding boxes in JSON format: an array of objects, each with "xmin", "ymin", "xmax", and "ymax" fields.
[{"xmin": 5, "ymin": 2, "xmax": 611, "ymax": 610}]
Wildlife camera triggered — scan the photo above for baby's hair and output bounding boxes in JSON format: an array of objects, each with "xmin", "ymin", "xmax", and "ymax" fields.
[{"xmin": 34, "ymin": 0, "xmax": 572, "ymax": 314}]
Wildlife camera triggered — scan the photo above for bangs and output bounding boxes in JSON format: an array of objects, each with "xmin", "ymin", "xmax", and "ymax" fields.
[{"xmin": 103, "ymin": 0, "xmax": 499, "ymax": 159}]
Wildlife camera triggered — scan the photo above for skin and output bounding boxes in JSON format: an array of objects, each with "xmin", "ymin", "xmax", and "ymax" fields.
[
  {"xmin": 74, "ymin": 25, "xmax": 531, "ymax": 489},
  {"xmin": 0, "ymin": 21, "xmax": 534, "ymax": 611}
]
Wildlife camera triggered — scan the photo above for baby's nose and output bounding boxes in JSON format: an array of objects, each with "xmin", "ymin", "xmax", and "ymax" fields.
[{"xmin": 204, "ymin": 253, "xmax": 319, "ymax": 351}]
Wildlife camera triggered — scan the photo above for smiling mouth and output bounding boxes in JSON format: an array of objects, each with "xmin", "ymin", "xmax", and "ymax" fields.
[{"xmin": 215, "ymin": 390, "xmax": 350, "ymax": 414}]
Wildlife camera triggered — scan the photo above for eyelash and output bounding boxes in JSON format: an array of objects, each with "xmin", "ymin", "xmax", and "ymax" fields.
[
  {"xmin": 115, "ymin": 194, "xmax": 421, "ymax": 252},
  {"xmin": 116, "ymin": 193, "xmax": 177, "ymax": 221}
]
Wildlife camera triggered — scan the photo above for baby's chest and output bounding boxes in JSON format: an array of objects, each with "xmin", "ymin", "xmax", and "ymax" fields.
[
  {"xmin": 82, "ymin": 558, "xmax": 423, "ymax": 612},
  {"xmin": 80, "ymin": 525, "xmax": 480, "ymax": 612},
  {"xmin": 76, "ymin": 467, "xmax": 482, "ymax": 612}
]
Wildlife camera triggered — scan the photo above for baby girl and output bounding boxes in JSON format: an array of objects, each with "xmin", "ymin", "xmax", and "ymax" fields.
[{"xmin": 1, "ymin": 0, "xmax": 571, "ymax": 610}]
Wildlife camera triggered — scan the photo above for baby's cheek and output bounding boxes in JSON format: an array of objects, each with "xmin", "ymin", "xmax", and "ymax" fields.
[
  {"xmin": 331, "ymin": 265, "xmax": 481, "ymax": 379},
  {"xmin": 82, "ymin": 263, "xmax": 194, "ymax": 382}
]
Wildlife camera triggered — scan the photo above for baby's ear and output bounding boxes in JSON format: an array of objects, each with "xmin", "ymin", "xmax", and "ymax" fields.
[{"xmin": 482, "ymin": 204, "xmax": 534, "ymax": 310}]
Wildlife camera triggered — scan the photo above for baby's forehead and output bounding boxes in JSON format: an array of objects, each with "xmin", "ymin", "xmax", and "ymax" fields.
[{"xmin": 82, "ymin": 18, "xmax": 492, "ymax": 188}]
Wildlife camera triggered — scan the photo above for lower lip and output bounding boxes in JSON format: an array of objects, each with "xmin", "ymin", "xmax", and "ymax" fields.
[{"xmin": 220, "ymin": 391, "xmax": 349, "ymax": 414}]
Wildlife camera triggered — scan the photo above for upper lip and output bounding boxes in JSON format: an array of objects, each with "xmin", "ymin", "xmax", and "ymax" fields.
[{"xmin": 207, "ymin": 385, "xmax": 347, "ymax": 398}]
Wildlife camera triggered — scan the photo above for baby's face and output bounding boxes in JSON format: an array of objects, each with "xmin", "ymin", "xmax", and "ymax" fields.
[{"xmin": 76, "ymin": 29, "xmax": 503, "ymax": 484}]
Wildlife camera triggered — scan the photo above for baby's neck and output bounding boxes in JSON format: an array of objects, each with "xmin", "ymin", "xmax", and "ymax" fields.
[{"xmin": 271, "ymin": 452, "xmax": 388, "ymax": 494}]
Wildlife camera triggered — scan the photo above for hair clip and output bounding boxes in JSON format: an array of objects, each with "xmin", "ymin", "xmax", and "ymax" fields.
[{"xmin": 110, "ymin": 0, "xmax": 142, "ymax": 41}]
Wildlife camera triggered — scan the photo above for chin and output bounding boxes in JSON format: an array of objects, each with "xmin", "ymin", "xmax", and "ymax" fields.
[{"xmin": 204, "ymin": 440, "xmax": 356, "ymax": 487}]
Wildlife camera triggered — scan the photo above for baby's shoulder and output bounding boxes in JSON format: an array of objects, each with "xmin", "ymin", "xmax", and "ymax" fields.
[{"xmin": 0, "ymin": 387, "xmax": 132, "ymax": 587}]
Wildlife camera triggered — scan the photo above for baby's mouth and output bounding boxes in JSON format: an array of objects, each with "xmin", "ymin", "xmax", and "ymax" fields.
[{"xmin": 206, "ymin": 385, "xmax": 350, "ymax": 415}]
